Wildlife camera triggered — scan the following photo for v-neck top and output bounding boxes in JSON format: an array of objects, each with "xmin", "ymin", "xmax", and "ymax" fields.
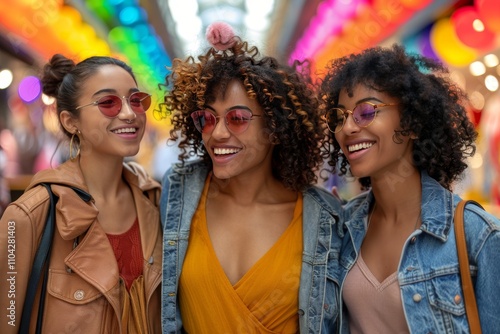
[
  {"xmin": 179, "ymin": 177, "xmax": 303, "ymax": 333},
  {"xmin": 343, "ymin": 252, "xmax": 410, "ymax": 333}
]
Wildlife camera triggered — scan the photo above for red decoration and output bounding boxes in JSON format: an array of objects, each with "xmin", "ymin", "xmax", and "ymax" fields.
[
  {"xmin": 475, "ymin": 0, "xmax": 500, "ymax": 32},
  {"xmin": 451, "ymin": 6, "xmax": 495, "ymax": 50}
]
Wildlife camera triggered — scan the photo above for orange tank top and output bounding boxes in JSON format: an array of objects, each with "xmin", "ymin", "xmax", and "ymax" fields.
[{"xmin": 179, "ymin": 178, "xmax": 303, "ymax": 333}]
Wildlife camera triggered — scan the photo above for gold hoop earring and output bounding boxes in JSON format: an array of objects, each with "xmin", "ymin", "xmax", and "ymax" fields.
[{"xmin": 69, "ymin": 131, "xmax": 81, "ymax": 161}]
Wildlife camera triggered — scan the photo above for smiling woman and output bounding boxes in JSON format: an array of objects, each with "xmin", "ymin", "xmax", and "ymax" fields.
[
  {"xmin": 159, "ymin": 22, "xmax": 344, "ymax": 333},
  {"xmin": 319, "ymin": 44, "xmax": 500, "ymax": 333},
  {"xmin": 0, "ymin": 54, "xmax": 162, "ymax": 333}
]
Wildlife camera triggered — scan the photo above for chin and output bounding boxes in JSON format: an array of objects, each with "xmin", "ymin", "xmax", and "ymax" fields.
[
  {"xmin": 123, "ymin": 148, "xmax": 140, "ymax": 157},
  {"xmin": 212, "ymin": 169, "xmax": 234, "ymax": 181}
]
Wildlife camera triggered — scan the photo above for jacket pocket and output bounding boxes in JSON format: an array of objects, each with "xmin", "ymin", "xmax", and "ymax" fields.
[
  {"xmin": 48, "ymin": 269, "xmax": 103, "ymax": 304},
  {"xmin": 427, "ymin": 273, "xmax": 466, "ymax": 316}
]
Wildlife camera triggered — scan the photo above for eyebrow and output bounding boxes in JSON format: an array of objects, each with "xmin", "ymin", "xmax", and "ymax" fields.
[
  {"xmin": 92, "ymin": 88, "xmax": 139, "ymax": 98},
  {"xmin": 204, "ymin": 105, "xmax": 253, "ymax": 114},
  {"xmin": 337, "ymin": 97, "xmax": 384, "ymax": 108}
]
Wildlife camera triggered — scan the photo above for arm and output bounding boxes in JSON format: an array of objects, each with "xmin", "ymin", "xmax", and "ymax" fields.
[
  {"xmin": 470, "ymin": 211, "xmax": 500, "ymax": 331},
  {"xmin": 0, "ymin": 203, "xmax": 40, "ymax": 333}
]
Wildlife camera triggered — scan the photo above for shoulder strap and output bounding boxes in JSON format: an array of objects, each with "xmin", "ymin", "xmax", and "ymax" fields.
[
  {"xmin": 454, "ymin": 200, "xmax": 483, "ymax": 334},
  {"xmin": 19, "ymin": 183, "xmax": 91, "ymax": 333},
  {"xmin": 20, "ymin": 183, "xmax": 57, "ymax": 333}
]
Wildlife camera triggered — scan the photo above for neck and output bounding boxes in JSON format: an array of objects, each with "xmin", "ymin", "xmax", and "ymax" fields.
[
  {"xmin": 78, "ymin": 155, "xmax": 126, "ymax": 199},
  {"xmin": 369, "ymin": 169, "xmax": 422, "ymax": 223},
  {"xmin": 211, "ymin": 173, "xmax": 297, "ymax": 206}
]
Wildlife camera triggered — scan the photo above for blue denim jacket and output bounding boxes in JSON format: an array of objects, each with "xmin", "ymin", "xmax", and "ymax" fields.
[
  {"xmin": 335, "ymin": 171, "xmax": 500, "ymax": 333},
  {"xmin": 159, "ymin": 160, "xmax": 343, "ymax": 333}
]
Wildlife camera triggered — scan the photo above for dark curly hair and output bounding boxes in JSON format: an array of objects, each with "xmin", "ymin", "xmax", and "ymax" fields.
[
  {"xmin": 161, "ymin": 38, "xmax": 326, "ymax": 191},
  {"xmin": 319, "ymin": 44, "xmax": 477, "ymax": 190}
]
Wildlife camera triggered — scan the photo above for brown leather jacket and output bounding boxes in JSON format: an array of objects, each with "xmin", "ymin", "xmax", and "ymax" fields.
[{"xmin": 0, "ymin": 159, "xmax": 162, "ymax": 333}]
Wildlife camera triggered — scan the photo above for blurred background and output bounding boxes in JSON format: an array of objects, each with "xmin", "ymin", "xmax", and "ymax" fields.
[{"xmin": 0, "ymin": 0, "xmax": 499, "ymax": 217}]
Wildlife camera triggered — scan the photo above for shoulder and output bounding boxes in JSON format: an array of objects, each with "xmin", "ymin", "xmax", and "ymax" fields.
[
  {"xmin": 303, "ymin": 185, "xmax": 344, "ymax": 216},
  {"xmin": 124, "ymin": 161, "xmax": 161, "ymax": 190},
  {"xmin": 343, "ymin": 190, "xmax": 370, "ymax": 213},
  {"xmin": 161, "ymin": 160, "xmax": 209, "ymax": 186},
  {"xmin": 461, "ymin": 200, "xmax": 500, "ymax": 232},
  {"xmin": 124, "ymin": 161, "xmax": 161, "ymax": 206},
  {"xmin": 1, "ymin": 184, "xmax": 50, "ymax": 231}
]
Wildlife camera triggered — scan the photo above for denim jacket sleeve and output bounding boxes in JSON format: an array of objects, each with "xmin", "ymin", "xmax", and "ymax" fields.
[
  {"xmin": 160, "ymin": 161, "xmax": 209, "ymax": 333},
  {"xmin": 465, "ymin": 205, "xmax": 500, "ymax": 332}
]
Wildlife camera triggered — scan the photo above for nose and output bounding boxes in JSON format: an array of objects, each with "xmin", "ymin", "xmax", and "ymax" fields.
[
  {"xmin": 341, "ymin": 110, "xmax": 361, "ymax": 135},
  {"xmin": 210, "ymin": 116, "xmax": 230, "ymax": 139},
  {"xmin": 118, "ymin": 97, "xmax": 136, "ymax": 122}
]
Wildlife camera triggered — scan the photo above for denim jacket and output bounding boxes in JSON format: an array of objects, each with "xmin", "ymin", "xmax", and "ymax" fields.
[
  {"xmin": 335, "ymin": 171, "xmax": 500, "ymax": 333},
  {"xmin": 159, "ymin": 160, "xmax": 343, "ymax": 333}
]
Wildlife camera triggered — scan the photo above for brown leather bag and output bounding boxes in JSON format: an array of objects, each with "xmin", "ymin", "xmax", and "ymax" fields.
[{"xmin": 454, "ymin": 200, "xmax": 483, "ymax": 334}]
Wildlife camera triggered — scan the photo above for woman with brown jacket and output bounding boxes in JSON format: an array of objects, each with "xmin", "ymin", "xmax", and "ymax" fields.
[{"xmin": 0, "ymin": 54, "xmax": 162, "ymax": 333}]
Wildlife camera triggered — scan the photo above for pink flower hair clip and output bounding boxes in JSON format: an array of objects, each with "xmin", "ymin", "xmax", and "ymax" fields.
[{"xmin": 205, "ymin": 21, "xmax": 236, "ymax": 51}]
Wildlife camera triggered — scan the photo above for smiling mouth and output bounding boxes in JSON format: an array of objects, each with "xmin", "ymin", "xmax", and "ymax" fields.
[
  {"xmin": 214, "ymin": 147, "xmax": 241, "ymax": 155},
  {"xmin": 348, "ymin": 142, "xmax": 373, "ymax": 153},
  {"xmin": 112, "ymin": 127, "xmax": 137, "ymax": 134}
]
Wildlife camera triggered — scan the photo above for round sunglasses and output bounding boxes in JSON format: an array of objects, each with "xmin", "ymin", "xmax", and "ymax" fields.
[
  {"xmin": 75, "ymin": 91, "xmax": 151, "ymax": 118},
  {"xmin": 324, "ymin": 102, "xmax": 398, "ymax": 133},
  {"xmin": 190, "ymin": 109, "xmax": 262, "ymax": 134}
]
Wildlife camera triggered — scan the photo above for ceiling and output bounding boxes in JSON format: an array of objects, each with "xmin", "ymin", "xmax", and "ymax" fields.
[
  {"xmin": 144, "ymin": 0, "xmax": 324, "ymax": 63},
  {"xmin": 144, "ymin": 0, "xmax": 458, "ymax": 63},
  {"xmin": 0, "ymin": 0, "xmax": 464, "ymax": 69}
]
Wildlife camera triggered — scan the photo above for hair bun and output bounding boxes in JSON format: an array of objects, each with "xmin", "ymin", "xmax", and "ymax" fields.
[{"xmin": 205, "ymin": 21, "xmax": 236, "ymax": 51}]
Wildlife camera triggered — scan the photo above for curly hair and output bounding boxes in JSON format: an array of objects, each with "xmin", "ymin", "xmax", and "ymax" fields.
[
  {"xmin": 162, "ymin": 39, "xmax": 326, "ymax": 191},
  {"xmin": 319, "ymin": 44, "xmax": 477, "ymax": 190}
]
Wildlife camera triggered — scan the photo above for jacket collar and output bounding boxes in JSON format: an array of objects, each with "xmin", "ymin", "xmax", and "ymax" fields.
[
  {"xmin": 418, "ymin": 171, "xmax": 455, "ymax": 241},
  {"xmin": 28, "ymin": 160, "xmax": 161, "ymax": 293},
  {"xmin": 344, "ymin": 171, "xmax": 455, "ymax": 243}
]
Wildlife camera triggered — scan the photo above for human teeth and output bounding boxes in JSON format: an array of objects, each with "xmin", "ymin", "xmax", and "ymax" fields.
[
  {"xmin": 214, "ymin": 148, "xmax": 240, "ymax": 155},
  {"xmin": 113, "ymin": 127, "xmax": 136, "ymax": 134},
  {"xmin": 348, "ymin": 142, "xmax": 373, "ymax": 152}
]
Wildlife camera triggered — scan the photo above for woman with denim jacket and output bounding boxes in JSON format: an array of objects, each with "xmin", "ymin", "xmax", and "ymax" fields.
[
  {"xmin": 159, "ymin": 22, "xmax": 343, "ymax": 333},
  {"xmin": 320, "ymin": 44, "xmax": 500, "ymax": 333}
]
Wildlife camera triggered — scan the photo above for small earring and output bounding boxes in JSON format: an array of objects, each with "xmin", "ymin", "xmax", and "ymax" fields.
[{"xmin": 69, "ymin": 130, "xmax": 81, "ymax": 161}]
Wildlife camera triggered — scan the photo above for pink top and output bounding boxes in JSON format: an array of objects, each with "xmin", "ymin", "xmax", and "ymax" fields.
[{"xmin": 343, "ymin": 252, "xmax": 410, "ymax": 333}]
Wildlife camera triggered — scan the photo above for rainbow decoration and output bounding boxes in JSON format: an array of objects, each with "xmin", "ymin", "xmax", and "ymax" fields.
[{"xmin": 0, "ymin": 0, "xmax": 171, "ymax": 100}]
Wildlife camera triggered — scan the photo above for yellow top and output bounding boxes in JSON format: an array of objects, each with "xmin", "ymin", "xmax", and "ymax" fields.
[{"xmin": 179, "ymin": 177, "xmax": 303, "ymax": 334}]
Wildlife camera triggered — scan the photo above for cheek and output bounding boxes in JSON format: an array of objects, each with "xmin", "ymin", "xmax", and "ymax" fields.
[
  {"xmin": 202, "ymin": 133, "xmax": 210, "ymax": 147},
  {"xmin": 334, "ymin": 133, "xmax": 343, "ymax": 145}
]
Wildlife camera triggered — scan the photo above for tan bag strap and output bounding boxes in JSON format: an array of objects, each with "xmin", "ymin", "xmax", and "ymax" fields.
[{"xmin": 454, "ymin": 200, "xmax": 483, "ymax": 334}]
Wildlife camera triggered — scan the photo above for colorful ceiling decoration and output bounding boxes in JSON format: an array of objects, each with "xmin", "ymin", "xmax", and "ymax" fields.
[
  {"xmin": 0, "ymin": 0, "xmax": 171, "ymax": 96},
  {"xmin": 290, "ymin": 0, "xmax": 500, "ymax": 74}
]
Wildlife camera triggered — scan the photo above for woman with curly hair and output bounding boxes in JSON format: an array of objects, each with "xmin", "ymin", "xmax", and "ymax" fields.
[
  {"xmin": 320, "ymin": 44, "xmax": 500, "ymax": 333},
  {"xmin": 159, "ymin": 22, "xmax": 343, "ymax": 333}
]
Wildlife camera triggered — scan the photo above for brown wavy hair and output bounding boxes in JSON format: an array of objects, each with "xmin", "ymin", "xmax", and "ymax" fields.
[{"xmin": 161, "ymin": 38, "xmax": 326, "ymax": 191}]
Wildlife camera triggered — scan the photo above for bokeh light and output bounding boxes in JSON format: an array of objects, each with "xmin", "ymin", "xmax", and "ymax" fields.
[
  {"xmin": 0, "ymin": 69, "xmax": 14, "ymax": 89},
  {"xmin": 18, "ymin": 76, "xmax": 42, "ymax": 103}
]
